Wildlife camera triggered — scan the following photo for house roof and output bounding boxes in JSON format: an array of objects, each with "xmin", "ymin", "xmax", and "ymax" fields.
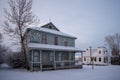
[
  {"xmin": 28, "ymin": 22, "xmax": 77, "ymax": 39},
  {"xmin": 29, "ymin": 27, "xmax": 77, "ymax": 39},
  {"xmin": 28, "ymin": 43, "xmax": 84, "ymax": 52}
]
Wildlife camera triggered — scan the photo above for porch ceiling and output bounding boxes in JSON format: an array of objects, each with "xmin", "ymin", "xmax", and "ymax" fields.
[{"xmin": 28, "ymin": 43, "xmax": 84, "ymax": 52}]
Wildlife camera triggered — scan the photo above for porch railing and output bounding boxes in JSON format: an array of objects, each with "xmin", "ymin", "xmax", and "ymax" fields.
[{"xmin": 30, "ymin": 60, "xmax": 82, "ymax": 71}]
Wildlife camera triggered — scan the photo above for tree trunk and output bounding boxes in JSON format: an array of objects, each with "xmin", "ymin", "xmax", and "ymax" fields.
[{"xmin": 21, "ymin": 39, "xmax": 29, "ymax": 69}]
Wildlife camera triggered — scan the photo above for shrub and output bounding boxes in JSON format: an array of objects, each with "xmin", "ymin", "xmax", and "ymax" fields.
[
  {"xmin": 7, "ymin": 52, "xmax": 29, "ymax": 69},
  {"xmin": 0, "ymin": 45, "xmax": 8, "ymax": 64}
]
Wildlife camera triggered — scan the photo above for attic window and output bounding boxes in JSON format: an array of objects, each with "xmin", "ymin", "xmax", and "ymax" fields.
[{"xmin": 49, "ymin": 26, "xmax": 52, "ymax": 29}]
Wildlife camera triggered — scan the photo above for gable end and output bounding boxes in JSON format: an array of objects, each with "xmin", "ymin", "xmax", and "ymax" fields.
[{"xmin": 41, "ymin": 22, "xmax": 60, "ymax": 31}]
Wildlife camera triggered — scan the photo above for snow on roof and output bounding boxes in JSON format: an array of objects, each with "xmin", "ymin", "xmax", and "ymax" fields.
[
  {"xmin": 28, "ymin": 43, "xmax": 83, "ymax": 52},
  {"xmin": 29, "ymin": 27, "xmax": 77, "ymax": 39}
]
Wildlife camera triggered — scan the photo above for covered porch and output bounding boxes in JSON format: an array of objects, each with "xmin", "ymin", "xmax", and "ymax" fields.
[{"xmin": 28, "ymin": 43, "xmax": 84, "ymax": 71}]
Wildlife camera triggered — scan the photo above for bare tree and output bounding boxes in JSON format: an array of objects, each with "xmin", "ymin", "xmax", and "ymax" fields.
[
  {"xmin": 105, "ymin": 33, "xmax": 120, "ymax": 64},
  {"xmin": 0, "ymin": 33, "xmax": 7, "ymax": 64},
  {"xmin": 105, "ymin": 33, "xmax": 120, "ymax": 54},
  {"xmin": 0, "ymin": 33, "xmax": 2, "ymax": 44},
  {"xmin": 0, "ymin": 33, "xmax": 3, "ymax": 64},
  {"xmin": 3, "ymin": 0, "xmax": 39, "ymax": 68},
  {"xmin": 0, "ymin": 46, "xmax": 10, "ymax": 64}
]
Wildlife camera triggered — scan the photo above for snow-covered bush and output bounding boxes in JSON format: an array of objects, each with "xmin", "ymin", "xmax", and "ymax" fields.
[
  {"xmin": 0, "ymin": 45, "xmax": 9, "ymax": 64},
  {"xmin": 0, "ymin": 50, "xmax": 4, "ymax": 64},
  {"xmin": 0, "ymin": 53, "xmax": 4, "ymax": 64},
  {"xmin": 7, "ymin": 52, "xmax": 29, "ymax": 69}
]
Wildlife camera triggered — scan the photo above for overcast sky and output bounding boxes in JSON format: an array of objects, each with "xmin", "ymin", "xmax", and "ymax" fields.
[{"xmin": 0, "ymin": 0, "xmax": 120, "ymax": 50}]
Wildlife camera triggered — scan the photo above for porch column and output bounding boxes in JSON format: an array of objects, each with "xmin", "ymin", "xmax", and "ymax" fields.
[
  {"xmin": 53, "ymin": 51, "xmax": 56, "ymax": 70},
  {"xmin": 31, "ymin": 50, "xmax": 34, "ymax": 71},
  {"xmin": 80, "ymin": 51, "xmax": 84, "ymax": 68},
  {"xmin": 69, "ymin": 51, "xmax": 72, "ymax": 68},
  {"xmin": 40, "ymin": 50, "xmax": 42, "ymax": 71},
  {"xmin": 81, "ymin": 51, "xmax": 83, "ymax": 65}
]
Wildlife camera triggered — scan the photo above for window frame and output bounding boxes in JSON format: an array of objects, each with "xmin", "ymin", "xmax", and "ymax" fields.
[
  {"xmin": 54, "ymin": 36, "xmax": 58, "ymax": 45},
  {"xmin": 99, "ymin": 57, "xmax": 101, "ymax": 62},
  {"xmin": 99, "ymin": 50, "xmax": 101, "ymax": 54},
  {"xmin": 41, "ymin": 33, "xmax": 47, "ymax": 44},
  {"xmin": 64, "ymin": 38, "xmax": 68, "ymax": 46},
  {"xmin": 84, "ymin": 57, "xmax": 86, "ymax": 61}
]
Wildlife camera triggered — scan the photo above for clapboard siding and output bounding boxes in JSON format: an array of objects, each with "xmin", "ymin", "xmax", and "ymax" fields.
[{"xmin": 28, "ymin": 29, "xmax": 75, "ymax": 47}]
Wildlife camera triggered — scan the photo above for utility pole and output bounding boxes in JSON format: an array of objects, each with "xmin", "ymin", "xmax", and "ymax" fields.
[
  {"xmin": 81, "ymin": 52, "xmax": 83, "ymax": 67},
  {"xmin": 90, "ymin": 46, "xmax": 94, "ymax": 69},
  {"xmin": 89, "ymin": 46, "xmax": 92, "ymax": 65},
  {"xmin": 92, "ymin": 57, "xmax": 94, "ymax": 69},
  {"xmin": 118, "ymin": 42, "xmax": 120, "ymax": 65}
]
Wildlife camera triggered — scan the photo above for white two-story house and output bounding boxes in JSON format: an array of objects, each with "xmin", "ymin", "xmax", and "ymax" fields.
[{"xmin": 83, "ymin": 47, "xmax": 109, "ymax": 65}]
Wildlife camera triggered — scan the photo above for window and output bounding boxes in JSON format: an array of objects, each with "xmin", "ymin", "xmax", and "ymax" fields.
[
  {"xmin": 58, "ymin": 53, "xmax": 61, "ymax": 61},
  {"xmin": 99, "ymin": 57, "xmax": 101, "ymax": 62},
  {"xmin": 65, "ymin": 53, "xmax": 69, "ymax": 60},
  {"xmin": 50, "ymin": 52, "xmax": 53, "ymax": 61},
  {"xmin": 104, "ymin": 57, "xmax": 106, "ymax": 63},
  {"xmin": 42, "ymin": 34, "xmax": 47, "ymax": 44},
  {"xmin": 49, "ymin": 26, "xmax": 52, "ymax": 29},
  {"xmin": 94, "ymin": 57, "xmax": 96, "ymax": 61},
  {"xmin": 71, "ymin": 53, "xmax": 74, "ymax": 60},
  {"xmin": 104, "ymin": 57, "xmax": 108, "ymax": 63},
  {"xmin": 99, "ymin": 51, "xmax": 101, "ymax": 54},
  {"xmin": 64, "ymin": 39, "xmax": 68, "ymax": 46},
  {"xmin": 34, "ymin": 52, "xmax": 38, "ymax": 56},
  {"xmin": 91, "ymin": 57, "xmax": 94, "ymax": 61},
  {"xmin": 84, "ymin": 57, "xmax": 86, "ymax": 61},
  {"xmin": 33, "ymin": 51, "xmax": 40, "ymax": 62},
  {"xmin": 54, "ymin": 36, "xmax": 58, "ymax": 45},
  {"xmin": 62, "ymin": 53, "xmax": 68, "ymax": 61}
]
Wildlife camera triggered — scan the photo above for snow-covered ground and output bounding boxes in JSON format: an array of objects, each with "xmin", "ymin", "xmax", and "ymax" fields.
[{"xmin": 0, "ymin": 64, "xmax": 120, "ymax": 80}]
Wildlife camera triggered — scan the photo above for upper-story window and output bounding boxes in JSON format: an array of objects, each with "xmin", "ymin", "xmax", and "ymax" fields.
[
  {"xmin": 84, "ymin": 57, "xmax": 86, "ymax": 61},
  {"xmin": 42, "ymin": 34, "xmax": 47, "ymax": 44},
  {"xmin": 54, "ymin": 36, "xmax": 58, "ymax": 45},
  {"xmin": 64, "ymin": 39, "xmax": 68, "ymax": 46},
  {"xmin": 99, "ymin": 51, "xmax": 101, "ymax": 54}
]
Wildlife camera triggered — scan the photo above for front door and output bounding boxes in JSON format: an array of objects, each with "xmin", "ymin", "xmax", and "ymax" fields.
[
  {"xmin": 33, "ymin": 50, "xmax": 40, "ymax": 62},
  {"xmin": 42, "ymin": 51, "xmax": 49, "ymax": 65},
  {"xmin": 42, "ymin": 51, "xmax": 53, "ymax": 67},
  {"xmin": 30, "ymin": 50, "xmax": 41, "ymax": 71}
]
